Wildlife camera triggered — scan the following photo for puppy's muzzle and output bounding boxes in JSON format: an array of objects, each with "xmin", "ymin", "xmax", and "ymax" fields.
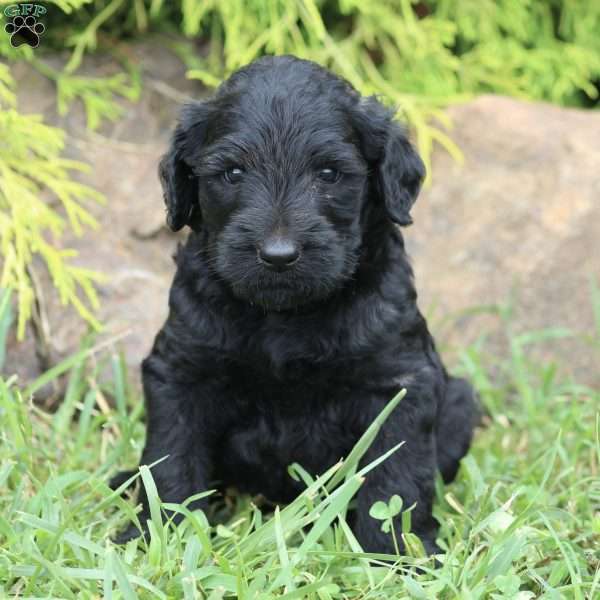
[{"xmin": 258, "ymin": 236, "xmax": 301, "ymax": 272}]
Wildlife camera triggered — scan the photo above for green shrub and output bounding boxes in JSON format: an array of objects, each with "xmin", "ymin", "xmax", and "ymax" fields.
[{"xmin": 0, "ymin": 65, "xmax": 104, "ymax": 339}]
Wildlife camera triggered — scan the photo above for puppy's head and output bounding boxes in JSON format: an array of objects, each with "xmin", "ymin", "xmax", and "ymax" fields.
[{"xmin": 159, "ymin": 56, "xmax": 424, "ymax": 311}]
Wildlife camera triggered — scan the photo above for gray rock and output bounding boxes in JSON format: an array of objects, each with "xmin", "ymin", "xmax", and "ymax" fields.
[{"xmin": 408, "ymin": 96, "xmax": 600, "ymax": 385}]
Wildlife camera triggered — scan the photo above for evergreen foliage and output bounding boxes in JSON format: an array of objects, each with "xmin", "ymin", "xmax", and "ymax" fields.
[{"xmin": 0, "ymin": 65, "xmax": 104, "ymax": 338}]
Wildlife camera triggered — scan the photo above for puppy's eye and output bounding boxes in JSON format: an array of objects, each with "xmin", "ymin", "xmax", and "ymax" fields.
[
  {"xmin": 317, "ymin": 168, "xmax": 341, "ymax": 184},
  {"xmin": 223, "ymin": 167, "xmax": 244, "ymax": 184}
]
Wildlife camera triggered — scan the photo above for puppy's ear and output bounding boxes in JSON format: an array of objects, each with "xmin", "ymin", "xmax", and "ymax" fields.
[
  {"xmin": 159, "ymin": 102, "xmax": 209, "ymax": 232},
  {"xmin": 378, "ymin": 122, "xmax": 425, "ymax": 226},
  {"xmin": 352, "ymin": 98, "xmax": 425, "ymax": 226}
]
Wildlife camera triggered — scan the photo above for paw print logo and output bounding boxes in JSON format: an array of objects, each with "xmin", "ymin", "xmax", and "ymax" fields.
[{"xmin": 5, "ymin": 15, "xmax": 45, "ymax": 48}]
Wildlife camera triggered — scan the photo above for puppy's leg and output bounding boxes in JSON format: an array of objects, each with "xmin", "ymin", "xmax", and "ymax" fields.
[
  {"xmin": 353, "ymin": 382, "xmax": 440, "ymax": 556},
  {"xmin": 112, "ymin": 355, "xmax": 216, "ymax": 542},
  {"xmin": 436, "ymin": 376, "xmax": 479, "ymax": 483}
]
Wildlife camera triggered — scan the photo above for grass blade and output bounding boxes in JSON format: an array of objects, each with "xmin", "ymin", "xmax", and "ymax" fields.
[{"xmin": 327, "ymin": 388, "xmax": 405, "ymax": 490}]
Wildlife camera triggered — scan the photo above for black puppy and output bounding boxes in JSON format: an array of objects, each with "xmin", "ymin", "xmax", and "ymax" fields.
[{"xmin": 112, "ymin": 56, "xmax": 477, "ymax": 554}]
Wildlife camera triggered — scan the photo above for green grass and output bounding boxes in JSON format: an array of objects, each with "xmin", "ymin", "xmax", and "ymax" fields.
[{"xmin": 0, "ymin": 287, "xmax": 599, "ymax": 599}]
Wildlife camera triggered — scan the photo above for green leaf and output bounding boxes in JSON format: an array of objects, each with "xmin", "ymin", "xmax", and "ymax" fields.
[
  {"xmin": 327, "ymin": 388, "xmax": 405, "ymax": 489},
  {"xmin": 388, "ymin": 494, "xmax": 403, "ymax": 517},
  {"xmin": 369, "ymin": 501, "xmax": 390, "ymax": 521},
  {"xmin": 216, "ymin": 524, "xmax": 235, "ymax": 539}
]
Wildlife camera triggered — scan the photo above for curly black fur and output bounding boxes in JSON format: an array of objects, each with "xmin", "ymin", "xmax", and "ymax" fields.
[{"xmin": 111, "ymin": 56, "xmax": 478, "ymax": 554}]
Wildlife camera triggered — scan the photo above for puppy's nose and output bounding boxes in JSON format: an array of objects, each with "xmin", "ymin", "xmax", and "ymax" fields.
[{"xmin": 258, "ymin": 237, "xmax": 300, "ymax": 270}]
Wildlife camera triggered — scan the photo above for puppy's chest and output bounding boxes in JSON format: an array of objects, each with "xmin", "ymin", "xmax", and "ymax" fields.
[
  {"xmin": 213, "ymin": 354, "xmax": 407, "ymax": 498},
  {"xmin": 217, "ymin": 386, "xmax": 358, "ymax": 499},
  {"xmin": 218, "ymin": 376, "xmax": 360, "ymax": 500}
]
